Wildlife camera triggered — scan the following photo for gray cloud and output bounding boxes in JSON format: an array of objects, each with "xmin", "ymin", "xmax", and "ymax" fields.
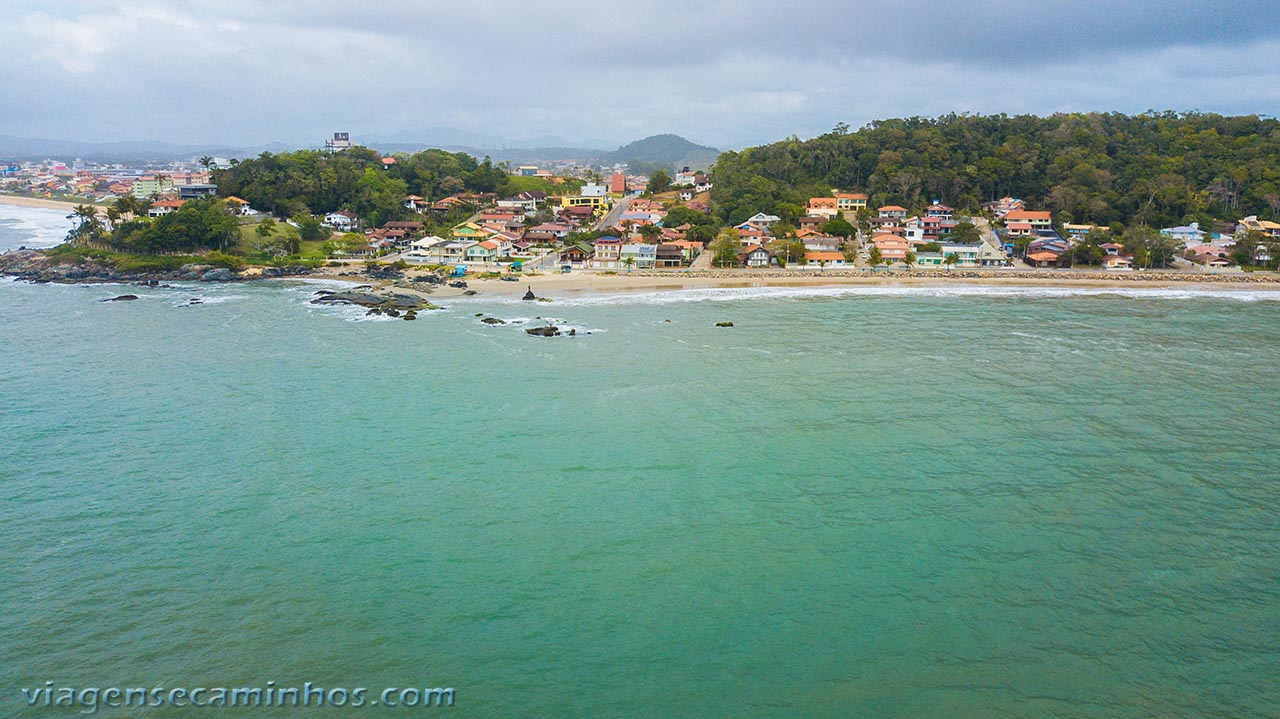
[{"xmin": 3, "ymin": 0, "xmax": 1278, "ymax": 149}]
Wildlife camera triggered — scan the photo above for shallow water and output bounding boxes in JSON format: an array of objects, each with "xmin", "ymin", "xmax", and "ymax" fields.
[
  {"xmin": 2, "ymin": 273, "xmax": 1278, "ymax": 718},
  {"xmin": 4, "ymin": 202, "xmax": 1280, "ymax": 718}
]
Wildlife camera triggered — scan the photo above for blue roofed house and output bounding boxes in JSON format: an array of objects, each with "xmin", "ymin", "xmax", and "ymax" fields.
[{"xmin": 1161, "ymin": 222, "xmax": 1205, "ymax": 245}]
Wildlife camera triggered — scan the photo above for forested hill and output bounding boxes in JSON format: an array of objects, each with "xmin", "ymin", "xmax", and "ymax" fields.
[
  {"xmin": 710, "ymin": 112, "xmax": 1280, "ymax": 228},
  {"xmin": 213, "ymin": 147, "xmax": 512, "ymax": 227},
  {"xmin": 596, "ymin": 134, "xmax": 719, "ymax": 173}
]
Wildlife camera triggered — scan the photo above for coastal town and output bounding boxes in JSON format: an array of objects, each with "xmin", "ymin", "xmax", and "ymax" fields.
[{"xmin": 2, "ymin": 130, "xmax": 1279, "ymax": 287}]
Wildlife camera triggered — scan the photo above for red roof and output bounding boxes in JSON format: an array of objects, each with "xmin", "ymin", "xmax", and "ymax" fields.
[{"xmin": 1005, "ymin": 210, "xmax": 1051, "ymax": 221}]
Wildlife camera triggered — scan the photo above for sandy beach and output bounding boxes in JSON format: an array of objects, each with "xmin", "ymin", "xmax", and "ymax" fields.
[
  {"xmin": 302, "ymin": 263, "xmax": 1280, "ymax": 299},
  {"xmin": 0, "ymin": 194, "xmax": 100, "ymax": 212}
]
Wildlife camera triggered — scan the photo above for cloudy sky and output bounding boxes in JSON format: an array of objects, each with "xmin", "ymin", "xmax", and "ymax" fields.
[{"xmin": 5, "ymin": 0, "xmax": 1280, "ymax": 149}]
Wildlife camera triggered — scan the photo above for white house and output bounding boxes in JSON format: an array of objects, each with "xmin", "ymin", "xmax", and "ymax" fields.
[
  {"xmin": 323, "ymin": 211, "xmax": 359, "ymax": 231},
  {"xmin": 619, "ymin": 243, "xmax": 657, "ymax": 269},
  {"xmin": 426, "ymin": 239, "xmax": 476, "ymax": 264},
  {"xmin": 744, "ymin": 212, "xmax": 781, "ymax": 228}
]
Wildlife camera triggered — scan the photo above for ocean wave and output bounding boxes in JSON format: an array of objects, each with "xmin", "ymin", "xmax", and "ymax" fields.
[
  {"xmin": 0, "ymin": 205, "xmax": 77, "ymax": 250},
  {"xmin": 473, "ymin": 284, "xmax": 1280, "ymax": 307}
]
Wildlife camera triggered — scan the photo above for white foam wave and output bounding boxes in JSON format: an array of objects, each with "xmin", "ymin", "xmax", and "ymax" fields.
[
  {"xmin": 0, "ymin": 204, "xmax": 77, "ymax": 250},
  {"xmin": 471, "ymin": 284, "xmax": 1280, "ymax": 307}
]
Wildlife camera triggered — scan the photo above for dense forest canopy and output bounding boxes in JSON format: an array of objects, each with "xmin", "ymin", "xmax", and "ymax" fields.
[
  {"xmin": 212, "ymin": 147, "xmax": 517, "ymax": 226},
  {"xmin": 711, "ymin": 112, "xmax": 1280, "ymax": 229}
]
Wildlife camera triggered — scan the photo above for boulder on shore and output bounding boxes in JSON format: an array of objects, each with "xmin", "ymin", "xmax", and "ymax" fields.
[{"xmin": 200, "ymin": 268, "xmax": 236, "ymax": 282}]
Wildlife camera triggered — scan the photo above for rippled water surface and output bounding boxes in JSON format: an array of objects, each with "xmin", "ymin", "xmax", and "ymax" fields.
[{"xmin": 2, "ymin": 272, "xmax": 1278, "ymax": 718}]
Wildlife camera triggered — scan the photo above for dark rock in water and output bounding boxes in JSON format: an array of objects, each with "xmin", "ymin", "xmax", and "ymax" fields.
[
  {"xmin": 481, "ymin": 317, "xmax": 505, "ymax": 325},
  {"xmin": 522, "ymin": 286, "xmax": 536, "ymax": 301},
  {"xmin": 200, "ymin": 268, "xmax": 236, "ymax": 282},
  {"xmin": 715, "ymin": 321, "xmax": 734, "ymax": 327},
  {"xmin": 180, "ymin": 298, "xmax": 203, "ymax": 306},
  {"xmin": 385, "ymin": 308, "xmax": 401, "ymax": 318},
  {"xmin": 101, "ymin": 294, "xmax": 139, "ymax": 302},
  {"xmin": 366, "ymin": 307, "xmax": 382, "ymax": 316},
  {"xmin": 525, "ymin": 326, "xmax": 561, "ymax": 337},
  {"xmin": 568, "ymin": 328, "xmax": 576, "ymax": 336},
  {"xmin": 664, "ymin": 319, "xmax": 672, "ymax": 323},
  {"xmin": 148, "ymin": 279, "xmax": 159, "ymax": 286},
  {"xmin": 403, "ymin": 311, "xmax": 417, "ymax": 321},
  {"xmin": 475, "ymin": 312, "xmax": 484, "ymax": 317}
]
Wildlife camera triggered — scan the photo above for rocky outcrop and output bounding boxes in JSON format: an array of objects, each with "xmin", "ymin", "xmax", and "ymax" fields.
[
  {"xmin": 522, "ymin": 287, "xmax": 537, "ymax": 300},
  {"xmin": 200, "ymin": 268, "xmax": 236, "ymax": 282},
  {"xmin": 311, "ymin": 290, "xmax": 439, "ymax": 312},
  {"xmin": 480, "ymin": 317, "xmax": 505, "ymax": 325},
  {"xmin": 525, "ymin": 325, "xmax": 560, "ymax": 337},
  {"xmin": 100, "ymin": 294, "xmax": 138, "ymax": 302},
  {"xmin": 715, "ymin": 321, "xmax": 734, "ymax": 327}
]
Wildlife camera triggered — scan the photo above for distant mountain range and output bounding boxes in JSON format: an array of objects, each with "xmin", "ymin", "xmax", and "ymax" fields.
[
  {"xmin": 0, "ymin": 134, "xmax": 297, "ymax": 162},
  {"xmin": 364, "ymin": 127, "xmax": 619, "ymax": 152},
  {"xmin": 0, "ymin": 131, "xmax": 722, "ymax": 170}
]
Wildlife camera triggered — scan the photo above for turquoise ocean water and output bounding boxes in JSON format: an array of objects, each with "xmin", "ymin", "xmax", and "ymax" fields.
[{"xmin": 2, "ymin": 213, "xmax": 1278, "ymax": 717}]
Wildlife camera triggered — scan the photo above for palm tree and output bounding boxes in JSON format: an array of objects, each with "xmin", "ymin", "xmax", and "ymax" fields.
[
  {"xmin": 903, "ymin": 250, "xmax": 916, "ymax": 270},
  {"xmin": 69, "ymin": 204, "xmax": 101, "ymax": 246},
  {"xmin": 944, "ymin": 252, "xmax": 959, "ymax": 270},
  {"xmin": 199, "ymin": 156, "xmax": 214, "ymax": 172},
  {"xmin": 105, "ymin": 206, "xmax": 121, "ymax": 231},
  {"xmin": 622, "ymin": 256, "xmax": 636, "ymax": 273}
]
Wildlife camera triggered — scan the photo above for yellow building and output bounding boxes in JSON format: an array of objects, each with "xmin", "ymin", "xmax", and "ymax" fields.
[
  {"xmin": 451, "ymin": 222, "xmax": 493, "ymax": 241},
  {"xmin": 560, "ymin": 195, "xmax": 609, "ymax": 210}
]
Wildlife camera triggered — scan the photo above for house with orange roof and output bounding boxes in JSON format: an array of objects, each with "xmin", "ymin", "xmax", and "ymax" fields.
[
  {"xmin": 1024, "ymin": 250, "xmax": 1061, "ymax": 267},
  {"xmin": 466, "ymin": 240, "xmax": 499, "ymax": 264},
  {"xmin": 871, "ymin": 234, "xmax": 910, "ymax": 262},
  {"xmin": 807, "ymin": 197, "xmax": 839, "ymax": 219},
  {"xmin": 803, "ymin": 251, "xmax": 848, "ymax": 268},
  {"xmin": 1004, "ymin": 210, "xmax": 1052, "ymax": 230},
  {"xmin": 878, "ymin": 205, "xmax": 909, "ymax": 219},
  {"xmin": 147, "ymin": 199, "xmax": 186, "ymax": 218},
  {"xmin": 223, "ymin": 196, "xmax": 253, "ymax": 215}
]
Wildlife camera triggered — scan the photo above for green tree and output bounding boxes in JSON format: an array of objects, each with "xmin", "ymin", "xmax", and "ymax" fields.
[
  {"xmin": 946, "ymin": 221, "xmax": 981, "ymax": 244},
  {"xmin": 903, "ymin": 250, "xmax": 917, "ymax": 269},
  {"xmin": 867, "ymin": 245, "xmax": 884, "ymax": 266},
  {"xmin": 68, "ymin": 205, "xmax": 103, "ymax": 246},
  {"xmin": 821, "ymin": 217, "xmax": 855, "ymax": 239},
  {"xmin": 710, "ymin": 228, "xmax": 742, "ymax": 267},
  {"xmin": 944, "ymin": 252, "xmax": 959, "ymax": 269},
  {"xmin": 255, "ymin": 218, "xmax": 278, "ymax": 249},
  {"xmin": 638, "ymin": 224, "xmax": 662, "ymax": 241},
  {"xmin": 294, "ymin": 215, "xmax": 328, "ymax": 242},
  {"xmin": 766, "ymin": 239, "xmax": 806, "ymax": 266},
  {"xmin": 646, "ymin": 170, "xmax": 672, "ymax": 195}
]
